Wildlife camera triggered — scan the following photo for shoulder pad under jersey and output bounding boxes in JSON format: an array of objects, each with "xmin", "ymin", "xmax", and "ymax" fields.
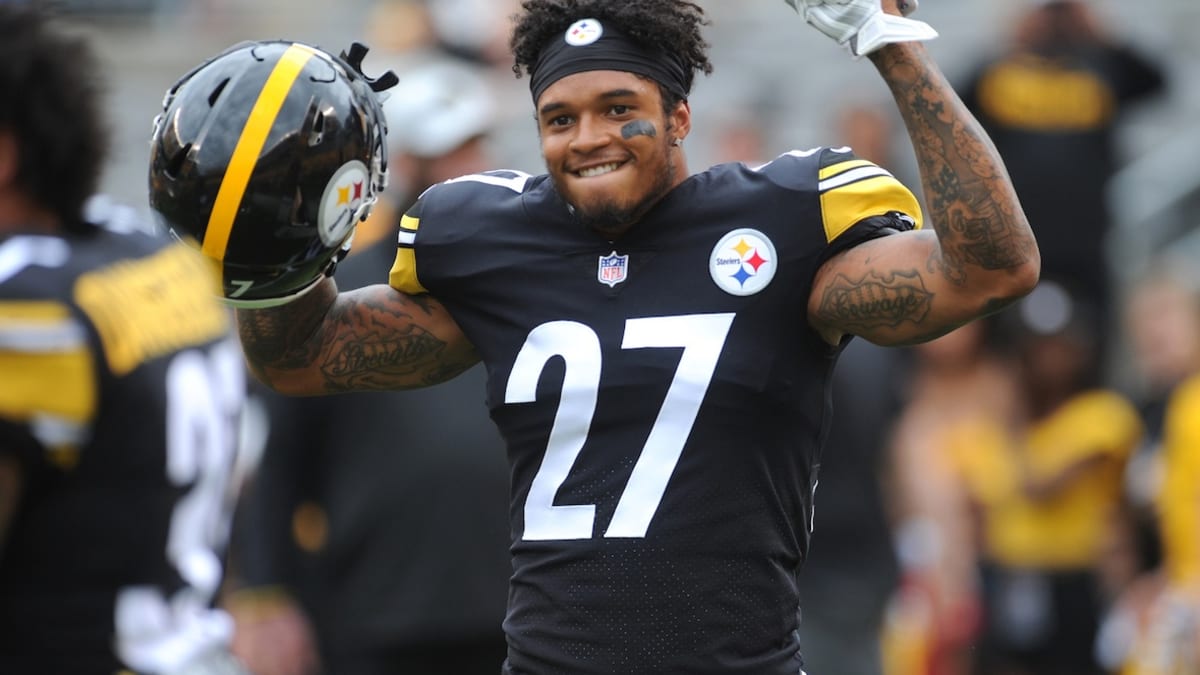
[
  {"xmin": 753, "ymin": 147, "xmax": 923, "ymax": 243},
  {"xmin": 390, "ymin": 170, "xmax": 538, "ymax": 294}
]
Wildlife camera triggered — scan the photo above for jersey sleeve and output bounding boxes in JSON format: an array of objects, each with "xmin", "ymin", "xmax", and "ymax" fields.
[
  {"xmin": 388, "ymin": 196, "xmax": 427, "ymax": 295},
  {"xmin": 387, "ymin": 170, "xmax": 534, "ymax": 296},
  {"xmin": 815, "ymin": 147, "xmax": 924, "ymax": 242},
  {"xmin": 1057, "ymin": 391, "xmax": 1143, "ymax": 467},
  {"xmin": 0, "ymin": 298, "xmax": 96, "ymax": 470},
  {"xmin": 758, "ymin": 147, "xmax": 923, "ymax": 265}
]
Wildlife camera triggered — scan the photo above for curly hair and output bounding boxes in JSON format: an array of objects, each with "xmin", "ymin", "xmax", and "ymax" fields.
[
  {"xmin": 510, "ymin": 0, "xmax": 713, "ymax": 107},
  {"xmin": 0, "ymin": 5, "xmax": 109, "ymax": 233}
]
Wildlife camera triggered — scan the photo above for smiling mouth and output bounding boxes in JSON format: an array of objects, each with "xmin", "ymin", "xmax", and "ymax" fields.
[{"xmin": 576, "ymin": 162, "xmax": 624, "ymax": 178}]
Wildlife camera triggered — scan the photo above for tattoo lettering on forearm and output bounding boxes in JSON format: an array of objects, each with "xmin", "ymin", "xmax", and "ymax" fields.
[
  {"xmin": 872, "ymin": 46, "xmax": 1036, "ymax": 287},
  {"xmin": 322, "ymin": 326, "xmax": 446, "ymax": 389},
  {"xmin": 819, "ymin": 269, "xmax": 933, "ymax": 332}
]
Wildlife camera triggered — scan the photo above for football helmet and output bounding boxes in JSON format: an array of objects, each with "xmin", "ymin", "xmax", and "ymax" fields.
[{"xmin": 148, "ymin": 40, "xmax": 396, "ymax": 307}]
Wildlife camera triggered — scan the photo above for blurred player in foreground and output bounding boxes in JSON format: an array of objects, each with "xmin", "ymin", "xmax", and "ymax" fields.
[{"xmin": 0, "ymin": 5, "xmax": 248, "ymax": 674}]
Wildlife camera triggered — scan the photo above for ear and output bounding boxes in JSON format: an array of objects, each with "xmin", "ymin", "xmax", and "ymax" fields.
[{"xmin": 669, "ymin": 99, "xmax": 692, "ymax": 144}]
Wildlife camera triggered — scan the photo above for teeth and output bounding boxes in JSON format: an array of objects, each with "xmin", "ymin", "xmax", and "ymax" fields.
[{"xmin": 578, "ymin": 163, "xmax": 621, "ymax": 178}]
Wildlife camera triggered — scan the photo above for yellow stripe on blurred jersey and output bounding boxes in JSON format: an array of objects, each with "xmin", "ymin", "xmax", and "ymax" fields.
[{"xmin": 0, "ymin": 348, "xmax": 95, "ymax": 439}]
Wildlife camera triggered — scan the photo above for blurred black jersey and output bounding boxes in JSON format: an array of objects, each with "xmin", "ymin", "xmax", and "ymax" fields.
[
  {"xmin": 389, "ymin": 148, "xmax": 921, "ymax": 674},
  {"xmin": 0, "ymin": 225, "xmax": 244, "ymax": 674}
]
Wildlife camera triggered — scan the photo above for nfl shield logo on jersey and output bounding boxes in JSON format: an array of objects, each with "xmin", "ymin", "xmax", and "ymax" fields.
[{"xmin": 597, "ymin": 250, "xmax": 629, "ymax": 288}]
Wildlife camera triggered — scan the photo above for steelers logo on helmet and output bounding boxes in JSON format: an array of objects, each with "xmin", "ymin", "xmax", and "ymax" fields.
[
  {"xmin": 709, "ymin": 228, "xmax": 777, "ymax": 297},
  {"xmin": 318, "ymin": 160, "xmax": 371, "ymax": 248},
  {"xmin": 565, "ymin": 18, "xmax": 604, "ymax": 46}
]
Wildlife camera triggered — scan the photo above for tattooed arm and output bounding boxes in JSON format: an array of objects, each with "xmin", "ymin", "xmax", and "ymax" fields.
[
  {"xmin": 236, "ymin": 277, "xmax": 478, "ymax": 396},
  {"xmin": 809, "ymin": 32, "xmax": 1039, "ymax": 347}
]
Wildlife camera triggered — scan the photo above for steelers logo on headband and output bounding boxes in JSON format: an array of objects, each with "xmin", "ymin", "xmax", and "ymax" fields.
[
  {"xmin": 565, "ymin": 19, "xmax": 603, "ymax": 46},
  {"xmin": 529, "ymin": 18, "xmax": 689, "ymax": 103}
]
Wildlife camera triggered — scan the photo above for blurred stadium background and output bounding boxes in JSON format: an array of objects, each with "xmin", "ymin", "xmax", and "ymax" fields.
[{"xmin": 55, "ymin": 0, "xmax": 1199, "ymax": 274}]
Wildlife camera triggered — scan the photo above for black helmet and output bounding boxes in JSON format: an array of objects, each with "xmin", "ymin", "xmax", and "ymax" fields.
[{"xmin": 148, "ymin": 40, "xmax": 396, "ymax": 307}]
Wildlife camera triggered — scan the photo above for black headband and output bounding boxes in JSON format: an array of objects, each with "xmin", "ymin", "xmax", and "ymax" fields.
[{"xmin": 529, "ymin": 18, "xmax": 689, "ymax": 103}]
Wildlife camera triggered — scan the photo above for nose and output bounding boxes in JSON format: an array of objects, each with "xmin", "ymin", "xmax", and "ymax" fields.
[{"xmin": 570, "ymin": 113, "xmax": 612, "ymax": 153}]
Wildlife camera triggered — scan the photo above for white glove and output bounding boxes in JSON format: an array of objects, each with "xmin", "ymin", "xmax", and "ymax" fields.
[{"xmin": 785, "ymin": 0, "xmax": 938, "ymax": 58}]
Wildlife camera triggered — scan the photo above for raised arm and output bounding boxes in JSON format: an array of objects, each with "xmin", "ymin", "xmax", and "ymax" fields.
[
  {"xmin": 803, "ymin": 1, "xmax": 1040, "ymax": 346},
  {"xmin": 236, "ymin": 277, "xmax": 478, "ymax": 396}
]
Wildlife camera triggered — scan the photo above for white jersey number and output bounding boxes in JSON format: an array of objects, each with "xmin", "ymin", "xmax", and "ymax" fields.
[
  {"xmin": 114, "ymin": 338, "xmax": 245, "ymax": 672},
  {"xmin": 506, "ymin": 313, "xmax": 735, "ymax": 541}
]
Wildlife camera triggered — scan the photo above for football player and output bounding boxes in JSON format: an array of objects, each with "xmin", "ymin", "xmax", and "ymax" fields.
[
  {"xmin": 0, "ymin": 6, "xmax": 249, "ymax": 674},
  {"xmin": 148, "ymin": 0, "xmax": 1040, "ymax": 672}
]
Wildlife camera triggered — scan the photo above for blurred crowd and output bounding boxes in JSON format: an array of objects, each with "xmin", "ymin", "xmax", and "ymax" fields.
[{"xmin": 3, "ymin": 0, "xmax": 1198, "ymax": 674}]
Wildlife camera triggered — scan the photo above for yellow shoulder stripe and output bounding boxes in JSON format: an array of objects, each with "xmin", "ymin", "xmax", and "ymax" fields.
[
  {"xmin": 0, "ymin": 347, "xmax": 95, "ymax": 461},
  {"xmin": 0, "ymin": 301, "xmax": 82, "ymax": 351},
  {"xmin": 388, "ymin": 214, "xmax": 426, "ymax": 294},
  {"xmin": 818, "ymin": 160, "xmax": 923, "ymax": 243},
  {"xmin": 0, "ymin": 300, "xmax": 95, "ymax": 463}
]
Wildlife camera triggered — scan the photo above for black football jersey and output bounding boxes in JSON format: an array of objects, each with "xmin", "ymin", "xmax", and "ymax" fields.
[
  {"xmin": 0, "ymin": 226, "xmax": 244, "ymax": 674},
  {"xmin": 389, "ymin": 148, "xmax": 921, "ymax": 674}
]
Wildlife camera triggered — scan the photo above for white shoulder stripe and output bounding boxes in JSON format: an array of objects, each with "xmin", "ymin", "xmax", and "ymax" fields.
[
  {"xmin": 0, "ymin": 319, "xmax": 87, "ymax": 352},
  {"xmin": 443, "ymin": 170, "xmax": 533, "ymax": 194},
  {"xmin": 397, "ymin": 230, "xmax": 416, "ymax": 246},
  {"xmin": 818, "ymin": 166, "xmax": 893, "ymax": 192},
  {"xmin": 749, "ymin": 147, "xmax": 852, "ymax": 173},
  {"xmin": 31, "ymin": 414, "xmax": 88, "ymax": 448},
  {"xmin": 0, "ymin": 236, "xmax": 70, "ymax": 284}
]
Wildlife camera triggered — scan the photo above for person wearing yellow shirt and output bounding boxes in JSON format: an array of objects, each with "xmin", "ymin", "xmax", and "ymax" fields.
[
  {"xmin": 1110, "ymin": 371, "xmax": 1200, "ymax": 675},
  {"xmin": 947, "ymin": 280, "xmax": 1144, "ymax": 675}
]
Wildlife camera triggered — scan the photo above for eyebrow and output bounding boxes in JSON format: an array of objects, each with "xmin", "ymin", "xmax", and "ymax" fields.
[{"xmin": 538, "ymin": 88, "xmax": 640, "ymax": 117}]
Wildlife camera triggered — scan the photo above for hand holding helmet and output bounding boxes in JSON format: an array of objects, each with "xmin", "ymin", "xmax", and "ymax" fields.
[
  {"xmin": 785, "ymin": 0, "xmax": 937, "ymax": 58},
  {"xmin": 148, "ymin": 40, "xmax": 395, "ymax": 307}
]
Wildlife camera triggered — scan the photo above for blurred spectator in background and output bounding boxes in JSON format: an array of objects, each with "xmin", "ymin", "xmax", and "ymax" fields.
[
  {"xmin": 1109, "ymin": 261, "xmax": 1200, "ymax": 599},
  {"xmin": 958, "ymin": 0, "xmax": 1167, "ymax": 371},
  {"xmin": 223, "ymin": 54, "xmax": 512, "ymax": 675},
  {"xmin": 948, "ymin": 281, "xmax": 1143, "ymax": 675},
  {"xmin": 0, "ymin": 6, "xmax": 248, "ymax": 674},
  {"xmin": 361, "ymin": 0, "xmax": 436, "ymax": 54},
  {"xmin": 423, "ymin": 0, "xmax": 521, "ymax": 66},
  {"xmin": 1097, "ymin": 259, "xmax": 1200, "ymax": 674},
  {"xmin": 881, "ymin": 319, "xmax": 1017, "ymax": 675}
]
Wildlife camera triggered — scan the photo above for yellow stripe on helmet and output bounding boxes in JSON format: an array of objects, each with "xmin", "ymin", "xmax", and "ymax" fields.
[{"xmin": 202, "ymin": 43, "xmax": 318, "ymax": 262}]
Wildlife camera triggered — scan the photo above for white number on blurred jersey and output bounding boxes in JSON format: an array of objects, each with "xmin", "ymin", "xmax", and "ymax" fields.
[{"xmin": 115, "ymin": 337, "xmax": 245, "ymax": 673}]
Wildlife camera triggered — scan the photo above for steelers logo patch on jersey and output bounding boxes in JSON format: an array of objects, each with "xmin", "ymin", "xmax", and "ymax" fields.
[
  {"xmin": 709, "ymin": 229, "xmax": 777, "ymax": 297},
  {"xmin": 318, "ymin": 160, "xmax": 370, "ymax": 247},
  {"xmin": 565, "ymin": 19, "xmax": 603, "ymax": 46}
]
